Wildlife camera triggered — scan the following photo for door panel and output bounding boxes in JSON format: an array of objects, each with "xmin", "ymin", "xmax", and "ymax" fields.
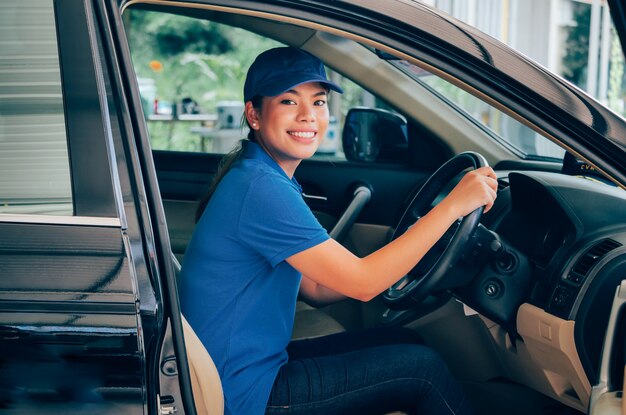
[
  {"xmin": 296, "ymin": 159, "xmax": 431, "ymax": 228},
  {"xmin": 0, "ymin": 1, "xmax": 148, "ymax": 411},
  {"xmin": 0, "ymin": 221, "xmax": 144, "ymax": 413}
]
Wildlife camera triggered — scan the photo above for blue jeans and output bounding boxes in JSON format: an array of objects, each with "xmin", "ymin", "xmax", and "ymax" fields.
[{"xmin": 266, "ymin": 327, "xmax": 474, "ymax": 415}]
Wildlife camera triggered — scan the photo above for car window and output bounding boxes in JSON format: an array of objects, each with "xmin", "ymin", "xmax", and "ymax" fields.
[
  {"xmin": 125, "ymin": 10, "xmax": 407, "ymax": 163},
  {"xmin": 125, "ymin": 10, "xmax": 274, "ymax": 155},
  {"xmin": 0, "ymin": 0, "xmax": 73, "ymax": 216}
]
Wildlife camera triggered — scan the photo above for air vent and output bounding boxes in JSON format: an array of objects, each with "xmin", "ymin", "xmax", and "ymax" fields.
[{"xmin": 567, "ymin": 239, "xmax": 622, "ymax": 284}]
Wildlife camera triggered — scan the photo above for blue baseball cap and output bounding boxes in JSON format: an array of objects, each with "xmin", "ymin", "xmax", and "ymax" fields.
[{"xmin": 243, "ymin": 47, "xmax": 343, "ymax": 102}]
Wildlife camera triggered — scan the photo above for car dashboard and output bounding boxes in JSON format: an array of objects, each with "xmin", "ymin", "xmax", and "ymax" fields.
[
  {"xmin": 459, "ymin": 169, "xmax": 626, "ymax": 410},
  {"xmin": 497, "ymin": 172, "xmax": 626, "ymax": 313}
]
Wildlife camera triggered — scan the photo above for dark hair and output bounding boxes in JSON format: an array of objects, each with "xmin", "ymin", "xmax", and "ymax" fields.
[{"xmin": 195, "ymin": 95, "xmax": 262, "ymax": 222}]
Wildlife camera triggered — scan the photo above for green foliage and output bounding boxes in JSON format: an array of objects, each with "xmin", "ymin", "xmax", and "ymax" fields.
[
  {"xmin": 125, "ymin": 9, "xmax": 280, "ymax": 113},
  {"xmin": 337, "ymin": 77, "xmax": 366, "ymax": 116},
  {"xmin": 151, "ymin": 17, "xmax": 232, "ymax": 57},
  {"xmin": 124, "ymin": 9, "xmax": 281, "ymax": 149}
]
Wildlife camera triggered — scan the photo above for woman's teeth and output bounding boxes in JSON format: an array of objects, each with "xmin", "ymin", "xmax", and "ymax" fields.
[{"xmin": 290, "ymin": 131, "xmax": 315, "ymax": 139}]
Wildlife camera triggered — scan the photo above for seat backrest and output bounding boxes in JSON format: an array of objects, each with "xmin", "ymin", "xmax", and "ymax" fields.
[
  {"xmin": 172, "ymin": 254, "xmax": 224, "ymax": 415},
  {"xmin": 182, "ymin": 315, "xmax": 224, "ymax": 415}
]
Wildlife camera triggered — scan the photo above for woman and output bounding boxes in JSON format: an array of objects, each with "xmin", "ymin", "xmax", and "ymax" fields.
[{"xmin": 180, "ymin": 47, "xmax": 497, "ymax": 415}]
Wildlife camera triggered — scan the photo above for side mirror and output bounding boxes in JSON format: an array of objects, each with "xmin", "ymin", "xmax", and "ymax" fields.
[{"xmin": 342, "ymin": 107, "xmax": 408, "ymax": 162}]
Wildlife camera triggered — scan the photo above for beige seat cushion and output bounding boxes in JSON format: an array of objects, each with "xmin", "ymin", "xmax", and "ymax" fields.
[{"xmin": 182, "ymin": 315, "xmax": 224, "ymax": 415}]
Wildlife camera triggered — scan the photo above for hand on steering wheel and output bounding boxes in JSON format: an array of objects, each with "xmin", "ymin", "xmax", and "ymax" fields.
[{"xmin": 383, "ymin": 152, "xmax": 496, "ymax": 310}]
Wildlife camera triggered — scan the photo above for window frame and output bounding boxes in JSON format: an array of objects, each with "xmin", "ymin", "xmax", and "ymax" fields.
[{"xmin": 55, "ymin": 0, "xmax": 119, "ymax": 219}]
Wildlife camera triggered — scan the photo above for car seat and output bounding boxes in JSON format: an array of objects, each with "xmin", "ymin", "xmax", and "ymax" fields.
[{"xmin": 182, "ymin": 314, "xmax": 224, "ymax": 414}]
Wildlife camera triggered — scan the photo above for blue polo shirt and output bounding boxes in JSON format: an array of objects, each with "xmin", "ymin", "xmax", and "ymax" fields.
[{"xmin": 179, "ymin": 141, "xmax": 329, "ymax": 415}]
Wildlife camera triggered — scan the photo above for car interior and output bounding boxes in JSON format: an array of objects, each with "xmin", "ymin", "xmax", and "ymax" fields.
[{"xmin": 124, "ymin": 3, "xmax": 626, "ymax": 414}]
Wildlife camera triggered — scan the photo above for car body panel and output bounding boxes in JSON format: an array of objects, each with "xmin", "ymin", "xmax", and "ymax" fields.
[{"xmin": 0, "ymin": 221, "xmax": 146, "ymax": 413}]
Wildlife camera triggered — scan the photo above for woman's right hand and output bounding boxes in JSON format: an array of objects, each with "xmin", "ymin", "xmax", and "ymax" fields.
[
  {"xmin": 289, "ymin": 166, "xmax": 499, "ymax": 302},
  {"xmin": 440, "ymin": 166, "xmax": 498, "ymax": 217}
]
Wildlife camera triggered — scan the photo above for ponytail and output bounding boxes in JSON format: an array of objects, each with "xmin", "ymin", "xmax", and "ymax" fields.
[
  {"xmin": 195, "ymin": 95, "xmax": 262, "ymax": 222},
  {"xmin": 195, "ymin": 142, "xmax": 245, "ymax": 222}
]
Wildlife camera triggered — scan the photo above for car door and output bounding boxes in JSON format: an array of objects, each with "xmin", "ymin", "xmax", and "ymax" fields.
[{"xmin": 0, "ymin": 1, "xmax": 172, "ymax": 413}]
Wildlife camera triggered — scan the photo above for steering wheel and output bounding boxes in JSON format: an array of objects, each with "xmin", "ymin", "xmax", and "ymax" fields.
[{"xmin": 383, "ymin": 152, "xmax": 488, "ymax": 310}]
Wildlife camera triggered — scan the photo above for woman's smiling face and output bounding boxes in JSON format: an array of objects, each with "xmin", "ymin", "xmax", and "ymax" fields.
[{"xmin": 246, "ymin": 82, "xmax": 330, "ymax": 177}]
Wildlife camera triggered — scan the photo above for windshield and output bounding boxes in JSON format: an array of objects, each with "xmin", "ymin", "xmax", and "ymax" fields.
[
  {"xmin": 420, "ymin": 0, "xmax": 626, "ymax": 159},
  {"xmin": 389, "ymin": 59, "xmax": 565, "ymax": 161}
]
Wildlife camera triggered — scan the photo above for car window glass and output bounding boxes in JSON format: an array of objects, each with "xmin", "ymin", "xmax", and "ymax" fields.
[
  {"xmin": 424, "ymin": 0, "xmax": 626, "ymax": 140},
  {"xmin": 124, "ymin": 10, "xmax": 408, "ymax": 163},
  {"xmin": 0, "ymin": 0, "xmax": 73, "ymax": 216},
  {"xmin": 126, "ymin": 10, "xmax": 278, "ymax": 155},
  {"xmin": 388, "ymin": 58, "xmax": 565, "ymax": 161}
]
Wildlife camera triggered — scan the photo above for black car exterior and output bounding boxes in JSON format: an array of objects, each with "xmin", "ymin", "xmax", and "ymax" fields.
[{"xmin": 2, "ymin": 0, "xmax": 626, "ymax": 414}]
